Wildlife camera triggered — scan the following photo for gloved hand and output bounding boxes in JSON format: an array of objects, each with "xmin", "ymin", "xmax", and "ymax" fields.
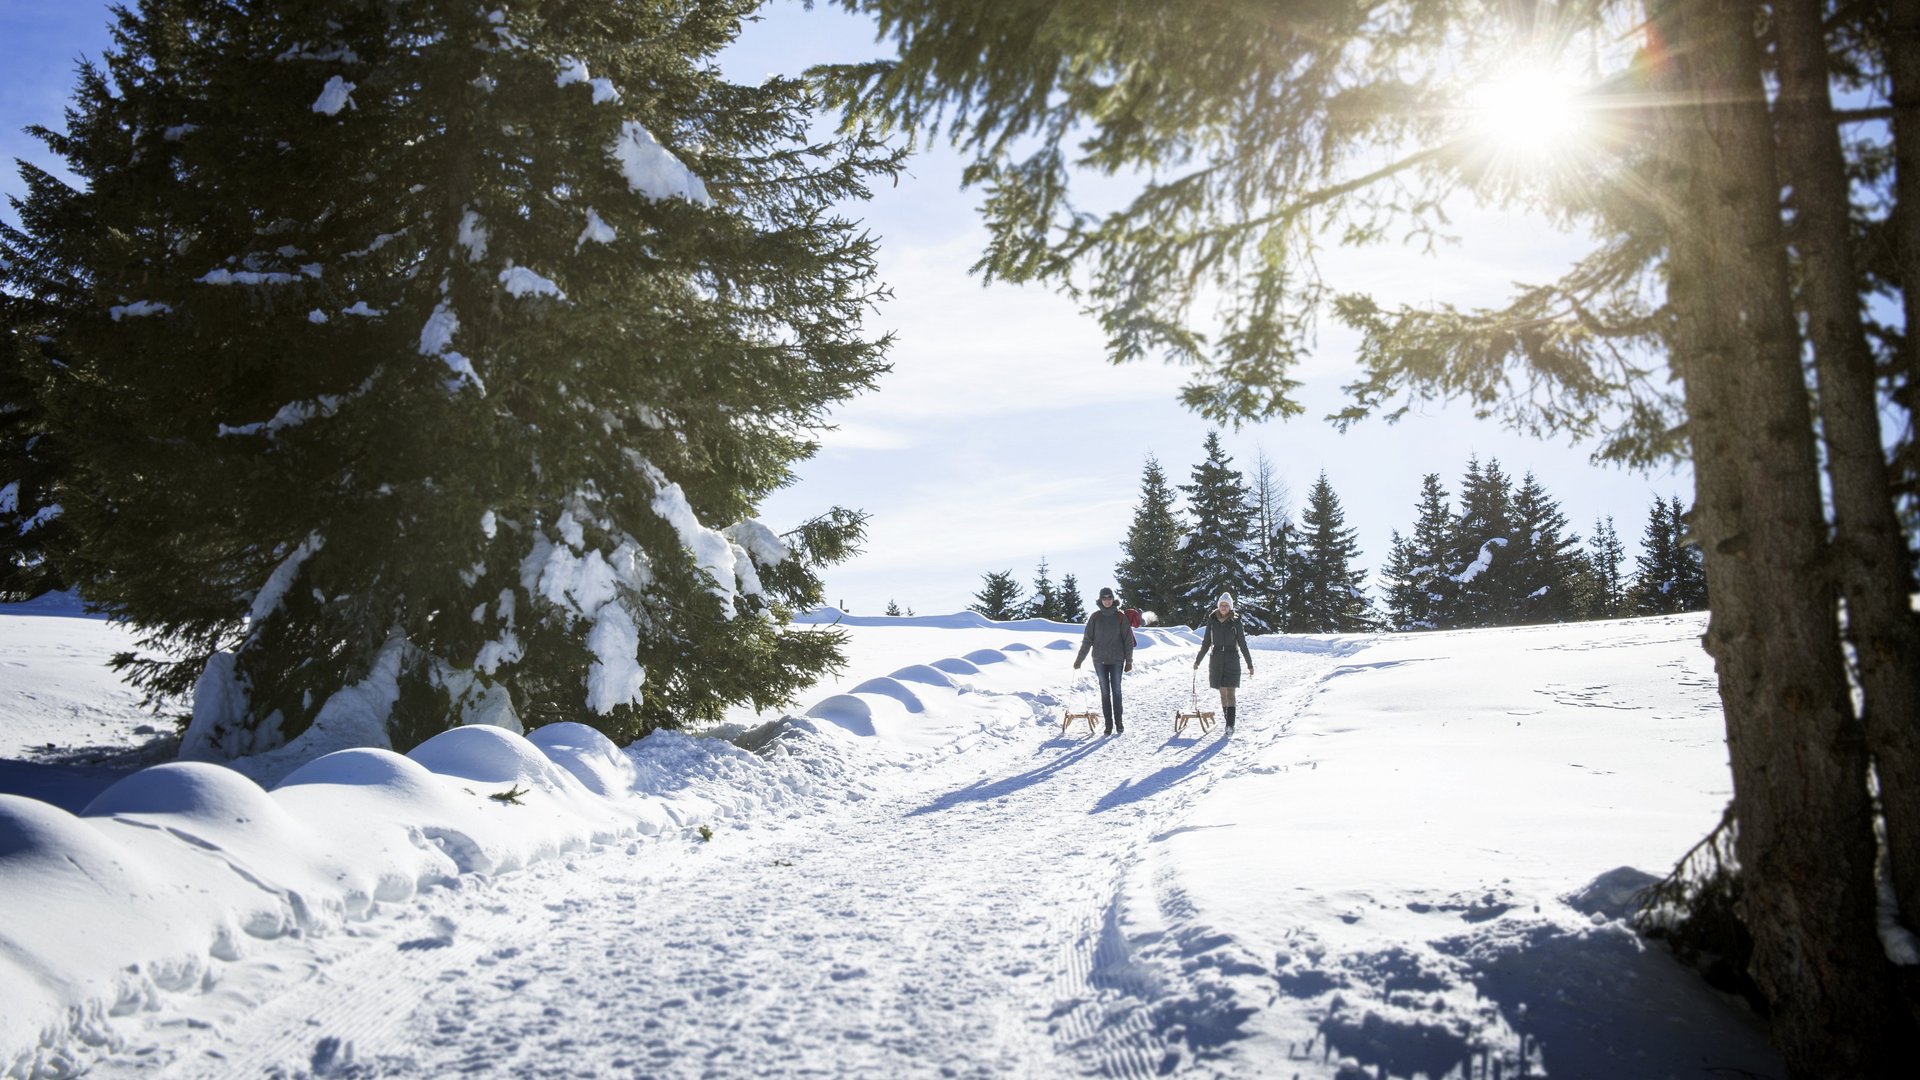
[
  {"xmin": 1192, "ymin": 658, "xmax": 1200, "ymax": 669},
  {"xmin": 1072, "ymin": 660, "xmax": 1081, "ymax": 670},
  {"xmin": 1123, "ymin": 660, "xmax": 1132, "ymax": 673}
]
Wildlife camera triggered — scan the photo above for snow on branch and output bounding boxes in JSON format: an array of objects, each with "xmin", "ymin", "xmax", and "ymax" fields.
[
  {"xmin": 418, "ymin": 300, "xmax": 485, "ymax": 394},
  {"xmin": 249, "ymin": 532, "xmax": 324, "ymax": 628},
  {"xmin": 198, "ymin": 264, "xmax": 321, "ymax": 286},
  {"xmin": 556, "ymin": 57, "xmax": 622, "ymax": 104},
  {"xmin": 1452, "ymin": 537, "xmax": 1508, "ymax": 584},
  {"xmin": 108, "ymin": 300, "xmax": 171, "ymax": 321},
  {"xmin": 611, "ymin": 122, "xmax": 711, "ymax": 206},
  {"xmin": 312, "ymin": 76, "xmax": 356, "ymax": 116},
  {"xmin": 576, "ymin": 207, "xmax": 616, "ymax": 249},
  {"xmin": 498, "ymin": 264, "xmax": 565, "ymax": 300}
]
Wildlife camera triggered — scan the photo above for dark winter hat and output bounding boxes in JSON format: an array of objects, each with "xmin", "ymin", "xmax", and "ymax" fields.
[{"xmin": 1098, "ymin": 587, "xmax": 1115, "ymax": 601}]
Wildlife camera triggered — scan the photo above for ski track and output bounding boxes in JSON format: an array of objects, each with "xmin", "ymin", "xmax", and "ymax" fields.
[{"xmin": 92, "ymin": 651, "xmax": 1339, "ymax": 1079}]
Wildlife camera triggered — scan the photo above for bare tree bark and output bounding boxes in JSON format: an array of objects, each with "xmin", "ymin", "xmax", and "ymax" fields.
[
  {"xmin": 1644, "ymin": 0, "xmax": 1913, "ymax": 1071},
  {"xmin": 1775, "ymin": 0, "xmax": 1920, "ymax": 934}
]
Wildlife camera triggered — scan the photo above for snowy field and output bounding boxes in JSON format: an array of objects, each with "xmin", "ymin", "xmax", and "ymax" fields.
[{"xmin": 0, "ymin": 605, "xmax": 1780, "ymax": 1079}]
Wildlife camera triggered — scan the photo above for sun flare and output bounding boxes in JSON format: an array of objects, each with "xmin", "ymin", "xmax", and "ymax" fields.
[{"xmin": 1465, "ymin": 64, "xmax": 1588, "ymax": 162}]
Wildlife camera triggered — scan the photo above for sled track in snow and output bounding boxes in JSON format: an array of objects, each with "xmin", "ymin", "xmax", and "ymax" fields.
[{"xmin": 1045, "ymin": 661, "xmax": 1320, "ymax": 1079}]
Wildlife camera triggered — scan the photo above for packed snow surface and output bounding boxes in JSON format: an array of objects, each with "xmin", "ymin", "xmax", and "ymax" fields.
[{"xmin": 0, "ymin": 605, "xmax": 1782, "ymax": 1078}]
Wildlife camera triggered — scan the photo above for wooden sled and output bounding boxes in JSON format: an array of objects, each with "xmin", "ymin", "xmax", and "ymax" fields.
[
  {"xmin": 1173, "ymin": 708, "xmax": 1215, "ymax": 737},
  {"xmin": 1061, "ymin": 708, "xmax": 1100, "ymax": 736},
  {"xmin": 1174, "ymin": 670, "xmax": 1216, "ymax": 736}
]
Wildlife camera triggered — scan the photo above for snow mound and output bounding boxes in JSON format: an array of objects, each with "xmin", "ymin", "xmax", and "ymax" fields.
[
  {"xmin": 527, "ymin": 722, "xmax": 640, "ymax": 797},
  {"xmin": 805, "ymin": 694, "xmax": 877, "ymax": 738},
  {"xmin": 932, "ymin": 657, "xmax": 980, "ymax": 675},
  {"xmin": 962, "ymin": 649, "xmax": 1008, "ymax": 666},
  {"xmin": 1564, "ymin": 866, "xmax": 1662, "ymax": 922},
  {"xmin": 848, "ymin": 677, "xmax": 927, "ymax": 714},
  {"xmin": 83, "ymin": 760, "xmax": 276, "ymax": 821},
  {"xmin": 408, "ymin": 724, "xmax": 584, "ymax": 794},
  {"xmin": 887, "ymin": 664, "xmax": 957, "ymax": 688}
]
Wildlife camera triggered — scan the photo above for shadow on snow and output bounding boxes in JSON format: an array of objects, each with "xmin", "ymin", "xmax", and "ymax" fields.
[{"xmin": 906, "ymin": 734, "xmax": 1114, "ymax": 816}]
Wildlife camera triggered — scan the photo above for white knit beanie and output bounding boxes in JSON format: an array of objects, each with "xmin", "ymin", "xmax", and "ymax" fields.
[{"xmin": 1218, "ymin": 593, "xmax": 1234, "ymax": 607}]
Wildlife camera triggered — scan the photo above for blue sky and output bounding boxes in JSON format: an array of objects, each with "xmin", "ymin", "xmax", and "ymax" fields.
[{"xmin": 1, "ymin": 0, "xmax": 1691, "ymax": 617}]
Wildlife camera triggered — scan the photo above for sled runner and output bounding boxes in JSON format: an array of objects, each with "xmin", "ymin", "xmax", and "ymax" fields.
[
  {"xmin": 1061, "ymin": 683, "xmax": 1100, "ymax": 735},
  {"xmin": 1061, "ymin": 705, "xmax": 1100, "ymax": 736},
  {"xmin": 1174, "ymin": 671, "xmax": 1215, "ymax": 737}
]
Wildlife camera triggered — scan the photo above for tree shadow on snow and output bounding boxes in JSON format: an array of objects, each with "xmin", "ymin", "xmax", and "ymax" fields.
[
  {"xmin": 1304, "ymin": 920, "xmax": 1782, "ymax": 1080},
  {"xmin": 906, "ymin": 735, "xmax": 1113, "ymax": 816},
  {"xmin": 1090, "ymin": 737, "xmax": 1226, "ymax": 814},
  {"xmin": 0, "ymin": 735, "xmax": 179, "ymax": 813}
]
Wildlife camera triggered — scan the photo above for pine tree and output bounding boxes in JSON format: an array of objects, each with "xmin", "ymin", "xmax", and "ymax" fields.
[
  {"xmin": 0, "ymin": 0, "xmax": 902, "ymax": 752},
  {"xmin": 1240, "ymin": 449, "xmax": 1289, "ymax": 634},
  {"xmin": 1380, "ymin": 530, "xmax": 1415, "ymax": 631},
  {"xmin": 1668, "ymin": 496, "xmax": 1708, "ymax": 612},
  {"xmin": 1058, "ymin": 573, "xmax": 1085, "ymax": 623},
  {"xmin": 1628, "ymin": 494, "xmax": 1703, "ymax": 616},
  {"xmin": 1509, "ymin": 472, "xmax": 1583, "ymax": 624},
  {"xmin": 1383, "ymin": 472, "xmax": 1455, "ymax": 631},
  {"xmin": 1114, "ymin": 455, "xmax": 1187, "ymax": 624},
  {"xmin": 1450, "ymin": 457, "xmax": 1517, "ymax": 627},
  {"xmin": 823, "ymin": 0, "xmax": 1920, "ymax": 1057},
  {"xmin": 1023, "ymin": 556, "xmax": 1062, "ymax": 621},
  {"xmin": 1175, "ymin": 431, "xmax": 1255, "ymax": 627},
  {"xmin": 1587, "ymin": 515, "xmax": 1627, "ymax": 618},
  {"xmin": 884, "ymin": 599, "xmax": 903, "ymax": 616},
  {"xmin": 0, "ymin": 327, "xmax": 68, "ymax": 601},
  {"xmin": 1292, "ymin": 471, "xmax": 1371, "ymax": 633},
  {"xmin": 969, "ymin": 570, "xmax": 1022, "ymax": 621}
]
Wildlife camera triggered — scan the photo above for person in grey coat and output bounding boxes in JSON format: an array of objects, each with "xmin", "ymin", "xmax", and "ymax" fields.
[
  {"xmin": 1073, "ymin": 587, "xmax": 1135, "ymax": 734},
  {"xmin": 1194, "ymin": 593, "xmax": 1254, "ymax": 732}
]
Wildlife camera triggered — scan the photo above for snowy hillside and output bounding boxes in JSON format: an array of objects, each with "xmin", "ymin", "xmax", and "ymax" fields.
[{"xmin": 0, "ymin": 606, "xmax": 1779, "ymax": 1079}]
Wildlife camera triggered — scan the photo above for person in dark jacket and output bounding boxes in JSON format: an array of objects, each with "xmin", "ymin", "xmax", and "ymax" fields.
[
  {"xmin": 1073, "ymin": 586, "xmax": 1135, "ymax": 734},
  {"xmin": 1194, "ymin": 593, "xmax": 1255, "ymax": 732}
]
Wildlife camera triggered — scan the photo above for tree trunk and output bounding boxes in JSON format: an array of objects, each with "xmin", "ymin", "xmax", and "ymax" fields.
[
  {"xmin": 1643, "ymin": 0, "xmax": 1913, "ymax": 1071},
  {"xmin": 1775, "ymin": 0, "xmax": 1920, "ymax": 934},
  {"xmin": 1896, "ymin": 1, "xmax": 1920, "ymax": 445}
]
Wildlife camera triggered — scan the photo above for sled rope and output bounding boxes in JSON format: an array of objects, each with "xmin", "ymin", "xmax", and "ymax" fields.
[{"xmin": 1174, "ymin": 666, "xmax": 1215, "ymax": 736}]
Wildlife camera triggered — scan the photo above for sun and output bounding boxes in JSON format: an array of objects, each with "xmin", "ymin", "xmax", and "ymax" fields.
[{"xmin": 1464, "ymin": 63, "xmax": 1589, "ymax": 163}]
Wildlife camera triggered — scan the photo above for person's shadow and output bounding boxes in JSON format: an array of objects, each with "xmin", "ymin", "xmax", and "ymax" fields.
[
  {"xmin": 1090, "ymin": 736, "xmax": 1226, "ymax": 814},
  {"xmin": 907, "ymin": 735, "xmax": 1111, "ymax": 816}
]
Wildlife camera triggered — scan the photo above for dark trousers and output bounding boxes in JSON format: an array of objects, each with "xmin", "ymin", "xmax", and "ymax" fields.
[{"xmin": 1095, "ymin": 663, "xmax": 1124, "ymax": 723}]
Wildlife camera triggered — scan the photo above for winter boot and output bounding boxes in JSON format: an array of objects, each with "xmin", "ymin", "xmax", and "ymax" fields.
[
  {"xmin": 1224, "ymin": 706, "xmax": 1235, "ymax": 733},
  {"xmin": 1115, "ymin": 713, "xmax": 1125, "ymax": 735}
]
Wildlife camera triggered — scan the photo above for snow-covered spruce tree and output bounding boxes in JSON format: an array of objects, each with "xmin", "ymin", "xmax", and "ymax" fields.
[
  {"xmin": 1382, "ymin": 472, "xmax": 1455, "ymax": 631},
  {"xmin": 1508, "ymin": 472, "xmax": 1584, "ymax": 624},
  {"xmin": 1114, "ymin": 454, "xmax": 1187, "ymax": 623},
  {"xmin": 1292, "ymin": 471, "xmax": 1371, "ymax": 633},
  {"xmin": 2, "ymin": 0, "xmax": 901, "ymax": 751},
  {"xmin": 1176, "ymin": 431, "xmax": 1255, "ymax": 628},
  {"xmin": 1449, "ymin": 456, "xmax": 1517, "ymax": 627},
  {"xmin": 969, "ymin": 570, "xmax": 1021, "ymax": 620},
  {"xmin": 1058, "ymin": 572, "xmax": 1085, "ymax": 622}
]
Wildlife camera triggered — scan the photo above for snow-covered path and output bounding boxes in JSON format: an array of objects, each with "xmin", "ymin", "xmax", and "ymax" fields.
[{"xmin": 122, "ymin": 654, "xmax": 1324, "ymax": 1079}]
